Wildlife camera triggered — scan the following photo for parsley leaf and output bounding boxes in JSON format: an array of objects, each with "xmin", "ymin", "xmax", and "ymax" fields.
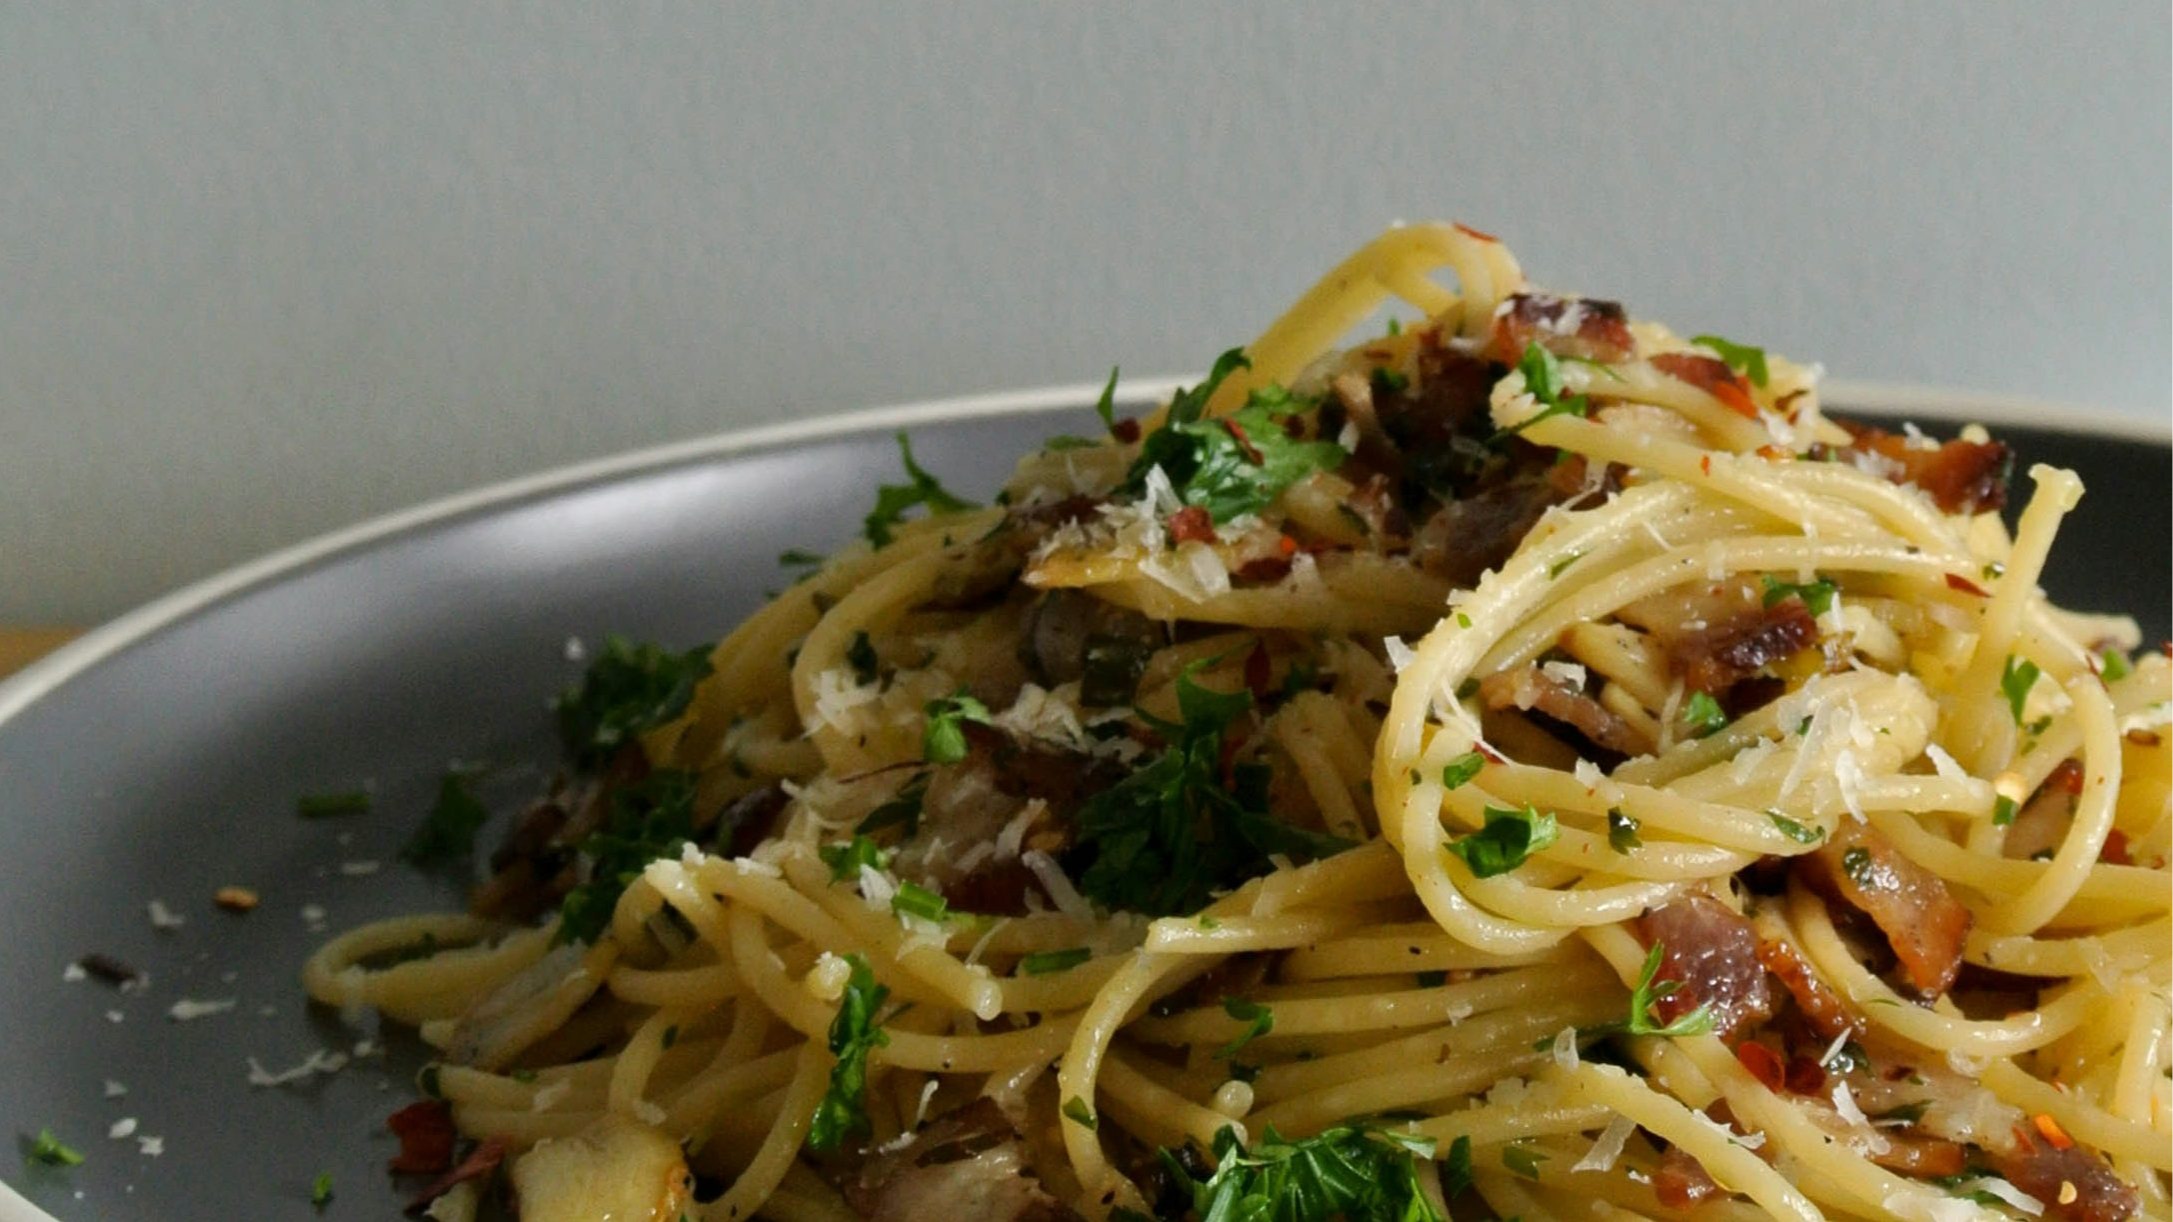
[
  {"xmin": 1094, "ymin": 366, "xmax": 1121, "ymax": 432},
  {"xmin": 1018, "ymin": 947, "xmax": 1092, "ymax": 976},
  {"xmin": 1502, "ymin": 1142, "xmax": 1549, "ymax": 1181},
  {"xmin": 807, "ymin": 954, "xmax": 891, "ymax": 1152},
  {"xmin": 1062, "ymin": 1096, "xmax": 1098, "ymax": 1131},
  {"xmin": 1690, "ymin": 334, "xmax": 1771, "ymax": 388},
  {"xmin": 1439, "ymin": 752, "xmax": 1486, "ymax": 790},
  {"xmin": 26, "ymin": 1128, "xmax": 82, "ymax": 1167},
  {"xmin": 2101, "ymin": 649, "xmax": 2131, "ymax": 681},
  {"xmin": 1608, "ymin": 808, "xmax": 1642, "ymax": 854},
  {"xmin": 1491, "ymin": 342, "xmax": 1590, "ymax": 441},
  {"xmin": 400, "ymin": 769, "xmax": 491, "ymax": 866},
  {"xmin": 1068, "ymin": 663, "xmax": 1353, "ymax": 916},
  {"xmin": 890, "ymin": 881, "xmax": 950, "ymax": 924},
  {"xmin": 1164, "ymin": 1122, "xmax": 1445, "ymax": 1222},
  {"xmin": 2000, "ymin": 656, "xmax": 2040, "ymax": 727},
  {"xmin": 1119, "ymin": 355, "xmax": 1346, "ymax": 523},
  {"xmin": 553, "ymin": 635, "xmax": 714, "ymax": 769},
  {"xmin": 1624, "ymin": 942, "xmax": 1715, "ymax": 1037},
  {"xmin": 1216, "ymin": 998, "xmax": 1274, "ymax": 1059},
  {"xmin": 1760, "ymin": 573, "xmax": 1838, "ymax": 616},
  {"xmin": 1681, "ymin": 691, "xmax": 1729, "ymax": 738},
  {"xmin": 309, "ymin": 1172, "xmax": 333, "ymax": 1210},
  {"xmin": 922, "ymin": 691, "xmax": 994, "ymax": 764},
  {"xmin": 845, "ymin": 631, "xmax": 879, "ymax": 685},
  {"xmin": 855, "ymin": 774, "xmax": 929, "ymax": 837},
  {"xmin": 1442, "ymin": 1134, "xmax": 1473, "ymax": 1198},
  {"xmin": 820, "ymin": 834, "xmax": 888, "ymax": 882},
  {"xmin": 555, "ymin": 770, "xmax": 697, "ymax": 945},
  {"xmin": 1444, "ymin": 803, "xmax": 1558, "ymax": 878},
  {"xmin": 1992, "ymin": 795, "xmax": 2018, "ymax": 826},
  {"xmin": 1766, "ymin": 811, "xmax": 1825, "ymax": 844},
  {"xmin": 864, "ymin": 432, "xmax": 977, "ymax": 548}
]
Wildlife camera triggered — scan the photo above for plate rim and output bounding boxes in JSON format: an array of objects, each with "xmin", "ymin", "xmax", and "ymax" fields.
[
  {"xmin": 0, "ymin": 376, "xmax": 2163, "ymax": 1220},
  {"xmin": 1, "ymin": 377, "xmax": 2163, "ymax": 736}
]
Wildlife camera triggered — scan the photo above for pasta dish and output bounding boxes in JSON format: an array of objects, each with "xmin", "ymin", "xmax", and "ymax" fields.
[{"xmin": 304, "ymin": 223, "xmax": 2171, "ymax": 1221}]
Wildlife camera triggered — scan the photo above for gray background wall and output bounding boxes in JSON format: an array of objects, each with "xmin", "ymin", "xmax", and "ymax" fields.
[{"xmin": 2, "ymin": 3, "xmax": 2167, "ymax": 625}]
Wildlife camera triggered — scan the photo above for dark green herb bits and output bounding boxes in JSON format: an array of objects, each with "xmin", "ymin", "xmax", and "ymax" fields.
[
  {"xmin": 1620, "ymin": 942, "xmax": 1715, "ymax": 1037},
  {"xmin": 1018, "ymin": 947, "xmax": 1092, "ymax": 976},
  {"xmin": 1491, "ymin": 342, "xmax": 1590, "ymax": 442},
  {"xmin": 921, "ymin": 690, "xmax": 994, "ymax": 765},
  {"xmin": 1760, "ymin": 573, "xmax": 1837, "ymax": 617},
  {"xmin": 844, "ymin": 631, "xmax": 879, "ymax": 685},
  {"xmin": 400, "ymin": 769, "xmax": 491, "ymax": 866},
  {"xmin": 820, "ymin": 834, "xmax": 888, "ymax": 883},
  {"xmin": 1608, "ymin": 808, "xmax": 1642, "ymax": 854},
  {"xmin": 890, "ymin": 881, "xmax": 950, "ymax": 924},
  {"xmin": 1162, "ymin": 1122, "xmax": 1446, "ymax": 1222},
  {"xmin": 1061, "ymin": 1096, "xmax": 1098, "ymax": 1131},
  {"xmin": 26, "ymin": 1128, "xmax": 83, "ymax": 1167},
  {"xmin": 1766, "ymin": 811, "xmax": 1825, "ymax": 844},
  {"xmin": 855, "ymin": 773, "xmax": 929, "ymax": 837},
  {"xmin": 2000, "ymin": 655, "xmax": 2041, "ymax": 727},
  {"xmin": 1690, "ymin": 334, "xmax": 1771, "ymax": 387},
  {"xmin": 863, "ymin": 432, "xmax": 978, "ymax": 548},
  {"xmin": 1680, "ymin": 691, "xmax": 1729, "ymax": 738},
  {"xmin": 1069, "ymin": 664, "xmax": 1352, "ymax": 916},
  {"xmin": 1443, "ymin": 803, "xmax": 1558, "ymax": 878},
  {"xmin": 1439, "ymin": 751, "xmax": 1486, "ymax": 791},
  {"xmin": 1093, "ymin": 365, "xmax": 1122, "ymax": 432},
  {"xmin": 1215, "ymin": 997, "xmax": 1274, "ymax": 1059},
  {"xmin": 1120, "ymin": 352, "xmax": 1346, "ymax": 524},
  {"xmin": 554, "ymin": 770, "xmax": 698, "ymax": 945},
  {"xmin": 309, "ymin": 1172, "xmax": 334, "ymax": 1210},
  {"xmin": 2100, "ymin": 649, "xmax": 2131, "ymax": 681},
  {"xmin": 554, "ymin": 634, "xmax": 714, "ymax": 769},
  {"xmin": 806, "ymin": 954, "xmax": 891, "ymax": 1152}
]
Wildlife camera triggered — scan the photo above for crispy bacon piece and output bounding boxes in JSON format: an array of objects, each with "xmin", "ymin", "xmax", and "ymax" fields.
[
  {"xmin": 1799, "ymin": 822, "xmax": 1972, "ymax": 998},
  {"xmin": 1478, "ymin": 665, "xmax": 1646, "ymax": 756},
  {"xmin": 1991, "ymin": 1127, "xmax": 2140, "ymax": 1222},
  {"xmin": 1412, "ymin": 476, "xmax": 1563, "ymax": 588},
  {"xmin": 1165, "ymin": 506, "xmax": 1215, "ymax": 544},
  {"xmin": 1866, "ymin": 1134, "xmax": 1967, "ymax": 1178},
  {"xmin": 1650, "ymin": 352, "xmax": 1758, "ymax": 418},
  {"xmin": 405, "ymin": 1136, "xmax": 507, "ymax": 1215},
  {"xmin": 1671, "ymin": 598, "xmax": 1819, "ymax": 697},
  {"xmin": 1488, "ymin": 292, "xmax": 1637, "ymax": 364},
  {"xmin": 386, "ymin": 1100, "xmax": 458, "ymax": 1175},
  {"xmin": 1822, "ymin": 421, "xmax": 2011, "ymax": 516},
  {"xmin": 841, "ymin": 1098, "xmax": 1077, "ymax": 1222},
  {"xmin": 1652, "ymin": 1145, "xmax": 1722, "ymax": 1210},
  {"xmin": 1636, "ymin": 895, "xmax": 1776, "ymax": 1041},
  {"xmin": 1755, "ymin": 936, "xmax": 1859, "ymax": 1041}
]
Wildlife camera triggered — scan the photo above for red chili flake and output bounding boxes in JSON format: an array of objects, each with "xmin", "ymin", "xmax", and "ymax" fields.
[
  {"xmin": 1776, "ymin": 389, "xmax": 1808, "ymax": 422},
  {"xmin": 2126, "ymin": 729, "xmax": 2162, "ymax": 747},
  {"xmin": 1166, "ymin": 506, "xmax": 1215, "ymax": 544},
  {"xmin": 2161, "ymin": 640, "xmax": 2170, "ymax": 658},
  {"xmin": 2100, "ymin": 829, "xmax": 2131, "ymax": 866},
  {"xmin": 1700, "ymin": 455, "xmax": 1713, "ymax": 476},
  {"xmin": 1221, "ymin": 418, "xmax": 1265, "ymax": 464},
  {"xmin": 1783, "ymin": 1055, "xmax": 1827, "ymax": 1095},
  {"xmin": 1944, "ymin": 572, "xmax": 1990, "ymax": 597},
  {"xmin": 2049, "ymin": 758, "xmax": 2086, "ymax": 795},
  {"xmin": 2032, "ymin": 1113, "xmax": 2075, "ymax": 1150},
  {"xmin": 385, "ymin": 1100, "xmax": 457, "ymax": 1175},
  {"xmin": 1111, "ymin": 418, "xmax": 1142, "ymax": 444},
  {"xmin": 1755, "ymin": 444, "xmax": 1789, "ymax": 461},
  {"xmin": 1453, "ymin": 222, "xmax": 1499, "ymax": 243},
  {"xmin": 1244, "ymin": 643, "xmax": 1274, "ymax": 704},
  {"xmin": 1736, "ymin": 1041, "xmax": 1786, "ymax": 1092},
  {"xmin": 405, "ymin": 1136, "xmax": 508, "ymax": 1215}
]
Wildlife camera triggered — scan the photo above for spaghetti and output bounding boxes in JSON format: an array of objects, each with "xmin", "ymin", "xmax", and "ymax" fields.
[{"xmin": 308, "ymin": 223, "xmax": 2171, "ymax": 1222}]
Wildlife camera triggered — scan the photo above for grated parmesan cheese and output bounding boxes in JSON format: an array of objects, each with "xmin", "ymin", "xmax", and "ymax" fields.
[
  {"xmin": 1572, "ymin": 1115, "xmax": 1636, "ymax": 1173},
  {"xmin": 167, "ymin": 997, "xmax": 236, "ymax": 1022}
]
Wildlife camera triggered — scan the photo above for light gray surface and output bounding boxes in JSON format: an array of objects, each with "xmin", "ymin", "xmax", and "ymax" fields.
[{"xmin": 1, "ymin": 3, "xmax": 2168, "ymax": 624}]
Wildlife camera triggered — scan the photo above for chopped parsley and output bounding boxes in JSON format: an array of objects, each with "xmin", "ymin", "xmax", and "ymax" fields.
[
  {"xmin": 921, "ymin": 691, "xmax": 994, "ymax": 764},
  {"xmin": 555, "ymin": 770, "xmax": 698, "ymax": 945},
  {"xmin": 1062, "ymin": 1096, "xmax": 1098, "ymax": 1131},
  {"xmin": 310, "ymin": 1171, "xmax": 334, "ymax": 1210},
  {"xmin": 1680, "ymin": 691, "xmax": 1729, "ymax": 738},
  {"xmin": 890, "ymin": 881, "xmax": 951, "ymax": 924},
  {"xmin": 25, "ymin": 1128, "xmax": 82, "ymax": 1168},
  {"xmin": 399, "ymin": 769, "xmax": 491, "ymax": 866},
  {"xmin": 2000, "ymin": 656, "xmax": 2040, "ymax": 727},
  {"xmin": 1766, "ymin": 811, "xmax": 1825, "ymax": 844},
  {"xmin": 1690, "ymin": 334, "xmax": 1771, "ymax": 388},
  {"xmin": 1502, "ymin": 1142, "xmax": 1549, "ymax": 1181},
  {"xmin": 820, "ymin": 834, "xmax": 888, "ymax": 882},
  {"xmin": 845, "ymin": 631, "xmax": 879, "ymax": 685},
  {"xmin": 1093, "ymin": 365, "xmax": 1122, "ymax": 432},
  {"xmin": 1161, "ymin": 1122, "xmax": 1446, "ymax": 1222},
  {"xmin": 1442, "ymin": 1134, "xmax": 1473, "ymax": 1198},
  {"xmin": 1992, "ymin": 795, "xmax": 2019, "ymax": 826},
  {"xmin": 1119, "ymin": 351, "xmax": 1347, "ymax": 523},
  {"xmin": 807, "ymin": 954, "xmax": 891, "ymax": 1152},
  {"xmin": 1018, "ymin": 947, "xmax": 1092, "ymax": 976},
  {"xmin": 855, "ymin": 773, "xmax": 929, "ymax": 837},
  {"xmin": 295, "ymin": 790, "xmax": 371, "ymax": 819},
  {"xmin": 1760, "ymin": 573, "xmax": 1837, "ymax": 616},
  {"xmin": 1841, "ymin": 845, "xmax": 1876, "ymax": 888},
  {"xmin": 1491, "ymin": 342, "xmax": 1590, "ymax": 441},
  {"xmin": 2101, "ymin": 649, "xmax": 2131, "ymax": 681},
  {"xmin": 1548, "ymin": 551, "xmax": 1584, "ymax": 579},
  {"xmin": 553, "ymin": 634, "xmax": 714, "ymax": 769},
  {"xmin": 1215, "ymin": 998, "xmax": 1274, "ymax": 1059},
  {"xmin": 1068, "ymin": 664, "xmax": 1352, "ymax": 916},
  {"xmin": 1444, "ymin": 803, "xmax": 1558, "ymax": 878},
  {"xmin": 777, "ymin": 547, "xmax": 825, "ymax": 569},
  {"xmin": 1608, "ymin": 808, "xmax": 1642, "ymax": 854},
  {"xmin": 1369, "ymin": 366, "xmax": 1410, "ymax": 396},
  {"xmin": 1621, "ymin": 941, "xmax": 1715, "ymax": 1037},
  {"xmin": 1439, "ymin": 752, "xmax": 1486, "ymax": 791},
  {"xmin": 863, "ymin": 432, "xmax": 977, "ymax": 548}
]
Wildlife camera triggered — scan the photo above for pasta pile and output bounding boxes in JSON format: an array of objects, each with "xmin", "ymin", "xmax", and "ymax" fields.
[{"xmin": 308, "ymin": 223, "xmax": 2171, "ymax": 1222}]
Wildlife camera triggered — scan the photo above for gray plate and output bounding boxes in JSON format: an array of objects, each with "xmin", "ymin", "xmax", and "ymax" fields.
[{"xmin": 1, "ymin": 384, "xmax": 2165, "ymax": 1220}]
